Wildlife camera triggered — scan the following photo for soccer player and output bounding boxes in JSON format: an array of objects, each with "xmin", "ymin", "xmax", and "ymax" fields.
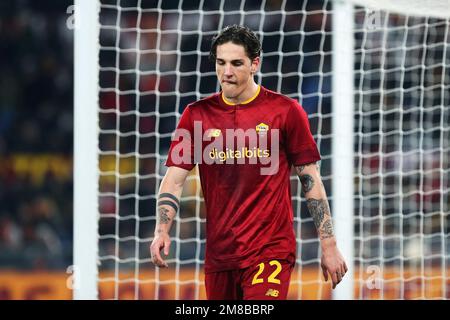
[{"xmin": 150, "ymin": 25, "xmax": 347, "ymax": 300}]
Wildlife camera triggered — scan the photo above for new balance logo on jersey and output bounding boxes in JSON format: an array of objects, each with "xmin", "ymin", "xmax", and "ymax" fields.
[
  {"xmin": 265, "ymin": 288, "xmax": 279, "ymax": 297},
  {"xmin": 207, "ymin": 129, "xmax": 221, "ymax": 138}
]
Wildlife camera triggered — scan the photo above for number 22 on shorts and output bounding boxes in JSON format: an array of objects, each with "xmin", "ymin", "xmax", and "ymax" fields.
[{"xmin": 252, "ymin": 260, "xmax": 282, "ymax": 285}]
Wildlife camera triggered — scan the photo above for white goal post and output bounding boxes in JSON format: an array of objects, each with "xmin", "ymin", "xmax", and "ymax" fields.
[
  {"xmin": 73, "ymin": 0, "xmax": 100, "ymax": 300},
  {"xmin": 74, "ymin": 0, "xmax": 449, "ymax": 300},
  {"xmin": 332, "ymin": 0, "xmax": 355, "ymax": 300}
]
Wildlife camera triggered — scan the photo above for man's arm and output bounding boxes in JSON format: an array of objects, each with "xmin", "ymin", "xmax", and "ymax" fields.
[
  {"xmin": 295, "ymin": 162, "xmax": 348, "ymax": 289},
  {"xmin": 150, "ymin": 166, "xmax": 190, "ymax": 268}
]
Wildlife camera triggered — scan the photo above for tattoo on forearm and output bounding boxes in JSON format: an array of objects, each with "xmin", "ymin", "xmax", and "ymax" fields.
[
  {"xmin": 296, "ymin": 162, "xmax": 319, "ymax": 174},
  {"xmin": 296, "ymin": 163, "xmax": 321, "ymax": 194},
  {"xmin": 300, "ymin": 174, "xmax": 314, "ymax": 193},
  {"xmin": 158, "ymin": 200, "xmax": 179, "ymax": 213},
  {"xmin": 159, "ymin": 193, "xmax": 180, "ymax": 206},
  {"xmin": 157, "ymin": 193, "xmax": 179, "ymax": 213},
  {"xmin": 321, "ymin": 220, "xmax": 334, "ymax": 239},
  {"xmin": 156, "ymin": 192, "xmax": 180, "ymax": 227},
  {"xmin": 158, "ymin": 207, "xmax": 171, "ymax": 224},
  {"xmin": 307, "ymin": 199, "xmax": 325, "ymax": 229},
  {"xmin": 306, "ymin": 198, "xmax": 334, "ymax": 239}
]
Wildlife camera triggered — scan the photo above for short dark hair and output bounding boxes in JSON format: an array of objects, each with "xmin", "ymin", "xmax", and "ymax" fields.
[{"xmin": 209, "ymin": 25, "xmax": 261, "ymax": 62}]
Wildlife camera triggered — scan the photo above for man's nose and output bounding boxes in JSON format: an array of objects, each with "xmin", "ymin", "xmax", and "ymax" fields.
[{"xmin": 224, "ymin": 64, "xmax": 233, "ymax": 76}]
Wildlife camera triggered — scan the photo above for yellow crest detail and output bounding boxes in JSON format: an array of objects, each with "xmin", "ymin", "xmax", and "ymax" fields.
[{"xmin": 256, "ymin": 122, "xmax": 269, "ymax": 134}]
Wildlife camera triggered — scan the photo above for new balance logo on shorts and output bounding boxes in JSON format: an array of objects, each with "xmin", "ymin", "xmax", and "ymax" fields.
[{"xmin": 265, "ymin": 288, "xmax": 279, "ymax": 297}]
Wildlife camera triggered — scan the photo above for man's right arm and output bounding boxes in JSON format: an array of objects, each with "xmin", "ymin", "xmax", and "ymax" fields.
[{"xmin": 150, "ymin": 166, "xmax": 191, "ymax": 268}]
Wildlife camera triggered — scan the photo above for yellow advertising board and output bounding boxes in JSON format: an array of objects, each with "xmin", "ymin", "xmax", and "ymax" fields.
[{"xmin": 0, "ymin": 267, "xmax": 448, "ymax": 300}]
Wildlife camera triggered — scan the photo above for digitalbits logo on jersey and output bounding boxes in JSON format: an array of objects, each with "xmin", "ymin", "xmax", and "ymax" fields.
[{"xmin": 170, "ymin": 120, "xmax": 280, "ymax": 175}]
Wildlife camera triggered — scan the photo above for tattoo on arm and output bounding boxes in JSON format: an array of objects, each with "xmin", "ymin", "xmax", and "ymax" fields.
[
  {"xmin": 296, "ymin": 162, "xmax": 319, "ymax": 174},
  {"xmin": 306, "ymin": 198, "xmax": 334, "ymax": 239},
  {"xmin": 322, "ymin": 220, "xmax": 334, "ymax": 237},
  {"xmin": 156, "ymin": 192, "xmax": 180, "ymax": 226},
  {"xmin": 296, "ymin": 163, "xmax": 320, "ymax": 194},
  {"xmin": 159, "ymin": 193, "xmax": 180, "ymax": 206},
  {"xmin": 307, "ymin": 199, "xmax": 325, "ymax": 229},
  {"xmin": 158, "ymin": 207, "xmax": 171, "ymax": 224},
  {"xmin": 158, "ymin": 200, "xmax": 179, "ymax": 214},
  {"xmin": 300, "ymin": 174, "xmax": 314, "ymax": 193}
]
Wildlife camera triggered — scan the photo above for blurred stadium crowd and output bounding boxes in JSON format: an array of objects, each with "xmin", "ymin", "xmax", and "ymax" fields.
[{"xmin": 0, "ymin": 1, "xmax": 73, "ymax": 269}]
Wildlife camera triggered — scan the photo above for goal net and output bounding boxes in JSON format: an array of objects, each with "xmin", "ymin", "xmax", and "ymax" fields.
[
  {"xmin": 350, "ymin": 0, "xmax": 450, "ymax": 299},
  {"xmin": 74, "ymin": 0, "xmax": 449, "ymax": 299}
]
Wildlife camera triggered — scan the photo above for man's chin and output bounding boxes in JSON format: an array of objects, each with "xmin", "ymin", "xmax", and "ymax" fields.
[{"xmin": 222, "ymin": 89, "xmax": 236, "ymax": 99}]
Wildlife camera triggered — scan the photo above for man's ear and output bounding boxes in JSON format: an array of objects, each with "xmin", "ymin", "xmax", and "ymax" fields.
[{"xmin": 251, "ymin": 56, "xmax": 260, "ymax": 73}]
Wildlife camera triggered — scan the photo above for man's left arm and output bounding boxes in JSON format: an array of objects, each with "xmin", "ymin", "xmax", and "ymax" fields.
[{"xmin": 295, "ymin": 162, "xmax": 348, "ymax": 289}]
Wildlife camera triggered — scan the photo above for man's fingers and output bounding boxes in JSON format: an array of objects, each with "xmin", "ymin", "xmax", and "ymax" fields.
[
  {"xmin": 164, "ymin": 240, "xmax": 170, "ymax": 256},
  {"xmin": 152, "ymin": 251, "xmax": 168, "ymax": 268},
  {"xmin": 331, "ymin": 272, "xmax": 338, "ymax": 289},
  {"xmin": 160, "ymin": 259, "xmax": 169, "ymax": 268},
  {"xmin": 151, "ymin": 249, "xmax": 161, "ymax": 264},
  {"xmin": 332, "ymin": 269, "xmax": 347, "ymax": 289},
  {"xmin": 150, "ymin": 246, "xmax": 162, "ymax": 264},
  {"xmin": 321, "ymin": 265, "xmax": 328, "ymax": 281},
  {"xmin": 150, "ymin": 241, "xmax": 169, "ymax": 268},
  {"xmin": 339, "ymin": 261, "xmax": 347, "ymax": 279}
]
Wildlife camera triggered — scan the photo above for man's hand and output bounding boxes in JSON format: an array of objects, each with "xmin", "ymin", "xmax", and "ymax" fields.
[
  {"xmin": 320, "ymin": 239, "xmax": 347, "ymax": 289},
  {"xmin": 150, "ymin": 232, "xmax": 171, "ymax": 268},
  {"xmin": 150, "ymin": 167, "xmax": 190, "ymax": 268},
  {"xmin": 295, "ymin": 163, "xmax": 348, "ymax": 289}
]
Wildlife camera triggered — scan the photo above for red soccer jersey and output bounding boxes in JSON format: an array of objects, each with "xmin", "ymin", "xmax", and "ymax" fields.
[{"xmin": 165, "ymin": 86, "xmax": 321, "ymax": 273}]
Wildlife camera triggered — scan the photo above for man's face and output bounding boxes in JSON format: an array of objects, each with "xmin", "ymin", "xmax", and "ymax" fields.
[{"xmin": 215, "ymin": 42, "xmax": 259, "ymax": 99}]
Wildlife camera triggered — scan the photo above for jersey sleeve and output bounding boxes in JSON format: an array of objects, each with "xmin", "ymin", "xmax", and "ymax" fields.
[
  {"xmin": 284, "ymin": 101, "xmax": 321, "ymax": 166},
  {"xmin": 165, "ymin": 106, "xmax": 196, "ymax": 171}
]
